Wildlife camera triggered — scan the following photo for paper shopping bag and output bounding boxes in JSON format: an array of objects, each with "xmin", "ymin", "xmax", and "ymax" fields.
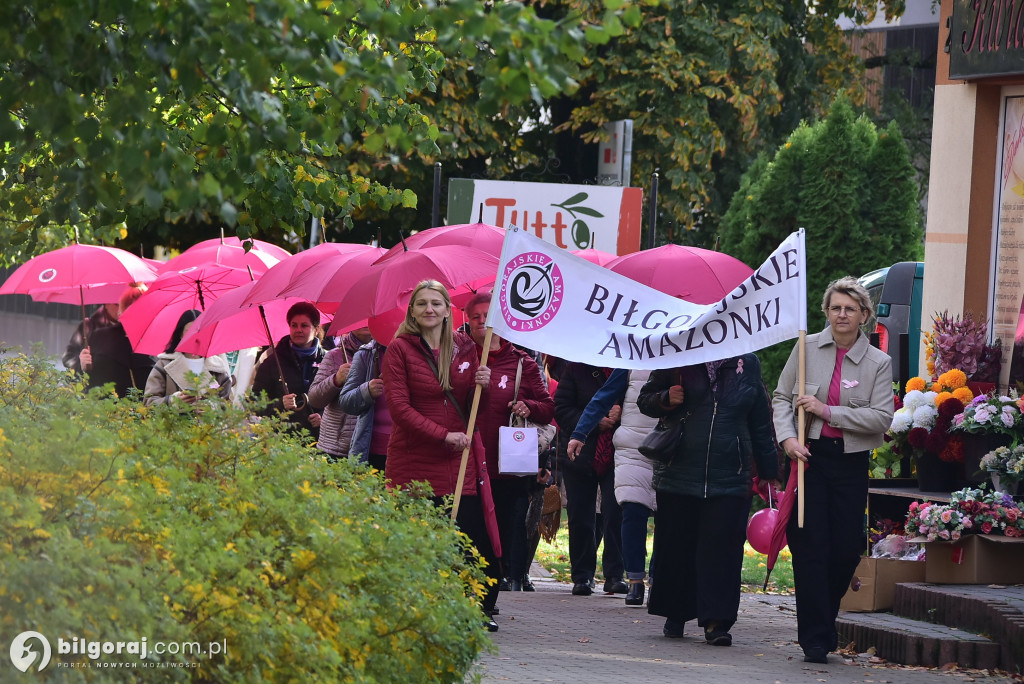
[{"xmin": 498, "ymin": 425, "xmax": 539, "ymax": 475}]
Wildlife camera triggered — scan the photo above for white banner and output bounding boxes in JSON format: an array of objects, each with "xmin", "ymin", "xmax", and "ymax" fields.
[{"xmin": 484, "ymin": 227, "xmax": 806, "ymax": 370}]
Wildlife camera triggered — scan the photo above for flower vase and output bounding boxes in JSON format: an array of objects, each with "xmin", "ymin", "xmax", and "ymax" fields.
[
  {"xmin": 961, "ymin": 433, "xmax": 1013, "ymax": 485},
  {"xmin": 915, "ymin": 452, "xmax": 959, "ymax": 492},
  {"xmin": 990, "ymin": 472, "xmax": 1021, "ymax": 496}
]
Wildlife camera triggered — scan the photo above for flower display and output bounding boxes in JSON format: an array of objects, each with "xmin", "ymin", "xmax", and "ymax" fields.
[
  {"xmin": 951, "ymin": 390, "xmax": 1024, "ymax": 441},
  {"xmin": 980, "ymin": 445, "xmax": 1024, "ymax": 485},
  {"xmin": 877, "ymin": 378, "xmax": 966, "ymax": 473},
  {"xmin": 924, "ymin": 311, "xmax": 1002, "ymax": 382},
  {"xmin": 905, "ymin": 486, "xmax": 1024, "ymax": 541}
]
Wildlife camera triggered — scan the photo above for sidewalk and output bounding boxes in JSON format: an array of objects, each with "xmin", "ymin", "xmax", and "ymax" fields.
[{"xmin": 470, "ymin": 572, "xmax": 1017, "ymax": 684}]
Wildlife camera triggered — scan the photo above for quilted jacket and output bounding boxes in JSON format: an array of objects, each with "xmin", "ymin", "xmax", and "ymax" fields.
[
  {"xmin": 382, "ymin": 331, "xmax": 484, "ymax": 497},
  {"xmin": 308, "ymin": 333, "xmax": 364, "ymax": 458},
  {"xmin": 474, "ymin": 340, "xmax": 555, "ymax": 479}
]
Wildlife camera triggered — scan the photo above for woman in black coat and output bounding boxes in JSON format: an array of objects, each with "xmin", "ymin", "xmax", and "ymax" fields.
[
  {"xmin": 637, "ymin": 353, "xmax": 778, "ymax": 645},
  {"xmin": 251, "ymin": 302, "xmax": 326, "ymax": 440}
]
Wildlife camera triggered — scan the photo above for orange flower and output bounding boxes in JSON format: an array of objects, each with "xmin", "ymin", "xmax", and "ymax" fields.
[
  {"xmin": 905, "ymin": 377, "xmax": 927, "ymax": 392},
  {"xmin": 952, "ymin": 387, "xmax": 974, "ymax": 404},
  {"xmin": 935, "ymin": 391, "xmax": 954, "ymax": 407},
  {"xmin": 943, "ymin": 369, "xmax": 968, "ymax": 389}
]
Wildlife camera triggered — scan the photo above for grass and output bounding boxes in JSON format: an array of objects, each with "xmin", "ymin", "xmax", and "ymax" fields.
[{"xmin": 533, "ymin": 517, "xmax": 795, "ymax": 594}]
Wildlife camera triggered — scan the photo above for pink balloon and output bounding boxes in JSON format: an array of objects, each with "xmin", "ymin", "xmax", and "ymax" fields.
[{"xmin": 746, "ymin": 508, "xmax": 778, "ymax": 555}]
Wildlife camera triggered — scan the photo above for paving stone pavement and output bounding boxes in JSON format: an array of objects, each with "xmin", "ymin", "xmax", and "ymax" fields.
[{"xmin": 469, "ymin": 576, "xmax": 1018, "ymax": 683}]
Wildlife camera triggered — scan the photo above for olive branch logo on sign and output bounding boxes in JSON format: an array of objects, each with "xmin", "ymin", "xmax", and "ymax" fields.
[{"xmin": 553, "ymin": 192, "xmax": 604, "ymax": 249}]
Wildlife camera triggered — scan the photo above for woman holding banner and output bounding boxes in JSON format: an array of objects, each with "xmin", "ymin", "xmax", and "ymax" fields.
[
  {"xmin": 380, "ymin": 280, "xmax": 500, "ymax": 630},
  {"xmin": 772, "ymin": 276, "xmax": 893, "ymax": 664}
]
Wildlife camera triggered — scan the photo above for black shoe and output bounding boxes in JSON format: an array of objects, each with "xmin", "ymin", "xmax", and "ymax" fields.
[
  {"xmin": 498, "ymin": 578, "xmax": 511, "ymax": 591},
  {"xmin": 803, "ymin": 647, "xmax": 828, "ymax": 664},
  {"xmin": 484, "ymin": 606, "xmax": 499, "ymax": 616},
  {"xmin": 589, "ymin": 578, "xmax": 597, "ymax": 590},
  {"xmin": 603, "ymin": 578, "xmax": 629, "ymax": 594},
  {"xmin": 624, "ymin": 582, "xmax": 645, "ymax": 606},
  {"xmin": 571, "ymin": 582, "xmax": 593, "ymax": 596},
  {"xmin": 663, "ymin": 618, "xmax": 685, "ymax": 638},
  {"xmin": 704, "ymin": 623, "xmax": 732, "ymax": 646},
  {"xmin": 509, "ymin": 578, "xmax": 522, "ymax": 591},
  {"xmin": 484, "ymin": 618, "xmax": 499, "ymax": 632},
  {"xmin": 521, "ymin": 575, "xmax": 536, "ymax": 592}
]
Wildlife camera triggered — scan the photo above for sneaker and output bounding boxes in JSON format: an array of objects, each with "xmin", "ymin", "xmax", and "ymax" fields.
[
  {"xmin": 663, "ymin": 618, "xmax": 685, "ymax": 638},
  {"xmin": 498, "ymin": 578, "xmax": 512, "ymax": 591},
  {"xmin": 603, "ymin": 578, "xmax": 629, "ymax": 594}
]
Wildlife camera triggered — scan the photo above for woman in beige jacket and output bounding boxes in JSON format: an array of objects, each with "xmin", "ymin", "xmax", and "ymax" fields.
[
  {"xmin": 772, "ymin": 276, "xmax": 894, "ymax": 665},
  {"xmin": 144, "ymin": 310, "xmax": 234, "ymax": 407}
]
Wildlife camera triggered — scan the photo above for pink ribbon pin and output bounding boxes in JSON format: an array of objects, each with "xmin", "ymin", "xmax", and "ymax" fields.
[{"xmin": 842, "ymin": 379, "xmax": 859, "ymax": 389}]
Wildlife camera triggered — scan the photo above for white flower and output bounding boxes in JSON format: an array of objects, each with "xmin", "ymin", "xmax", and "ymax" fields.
[
  {"xmin": 903, "ymin": 390, "xmax": 927, "ymax": 410},
  {"xmin": 1002, "ymin": 406, "xmax": 1016, "ymax": 427},
  {"xmin": 912, "ymin": 405, "xmax": 937, "ymax": 429},
  {"xmin": 974, "ymin": 405, "xmax": 994, "ymax": 424},
  {"xmin": 1000, "ymin": 395, "xmax": 1015, "ymax": 403},
  {"xmin": 890, "ymin": 408, "xmax": 913, "ymax": 433}
]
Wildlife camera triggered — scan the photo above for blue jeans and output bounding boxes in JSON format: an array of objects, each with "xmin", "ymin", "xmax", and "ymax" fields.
[{"xmin": 621, "ymin": 501, "xmax": 653, "ymax": 580}]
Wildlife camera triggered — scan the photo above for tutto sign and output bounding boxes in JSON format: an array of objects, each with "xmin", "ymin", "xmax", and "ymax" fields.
[
  {"xmin": 447, "ymin": 178, "xmax": 643, "ymax": 256},
  {"xmin": 949, "ymin": 0, "xmax": 1024, "ymax": 79}
]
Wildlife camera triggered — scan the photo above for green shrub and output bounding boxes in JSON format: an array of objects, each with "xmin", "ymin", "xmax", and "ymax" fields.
[{"xmin": 0, "ymin": 352, "xmax": 490, "ymax": 682}]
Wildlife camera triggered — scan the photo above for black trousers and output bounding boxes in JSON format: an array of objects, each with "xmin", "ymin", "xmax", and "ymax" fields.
[
  {"xmin": 647, "ymin": 491, "xmax": 749, "ymax": 630},
  {"xmin": 786, "ymin": 439, "xmax": 868, "ymax": 653},
  {"xmin": 431, "ymin": 495, "xmax": 500, "ymax": 612},
  {"xmin": 562, "ymin": 464, "xmax": 623, "ymax": 584},
  {"xmin": 491, "ymin": 477, "xmax": 532, "ymax": 579}
]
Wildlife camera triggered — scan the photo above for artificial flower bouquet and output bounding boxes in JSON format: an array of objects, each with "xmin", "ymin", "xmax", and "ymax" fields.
[
  {"xmin": 924, "ymin": 310, "xmax": 1002, "ymax": 383},
  {"xmin": 950, "ymin": 389, "xmax": 1024, "ymax": 441},
  {"xmin": 979, "ymin": 444, "xmax": 1024, "ymax": 486},
  {"xmin": 905, "ymin": 486, "xmax": 1024, "ymax": 542}
]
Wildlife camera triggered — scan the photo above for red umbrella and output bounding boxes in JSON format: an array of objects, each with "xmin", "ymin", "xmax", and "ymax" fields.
[
  {"xmin": 274, "ymin": 247, "xmax": 388, "ymax": 306},
  {"xmin": 159, "ymin": 237, "xmax": 289, "ymax": 276},
  {"xmin": 377, "ymin": 222, "xmax": 505, "ymax": 260},
  {"xmin": 177, "ymin": 280, "xmax": 332, "ymax": 357},
  {"xmin": 121, "ymin": 265, "xmax": 252, "ymax": 354},
  {"xmin": 571, "ymin": 248, "xmax": 617, "ymax": 267},
  {"xmin": 241, "ymin": 242, "xmax": 377, "ymax": 307},
  {"xmin": 323, "ymin": 245, "xmax": 499, "ymax": 336},
  {"xmin": 762, "ymin": 462, "xmax": 802, "ymax": 591},
  {"xmin": 608, "ymin": 244, "xmax": 753, "ymax": 304}
]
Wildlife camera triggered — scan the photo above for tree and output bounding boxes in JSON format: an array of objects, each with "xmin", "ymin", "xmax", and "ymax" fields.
[
  {"xmin": 552, "ymin": 0, "xmax": 909, "ymax": 249},
  {"xmin": 0, "ymin": 0, "xmax": 642, "ymax": 263},
  {"xmin": 719, "ymin": 96, "xmax": 924, "ymax": 384}
]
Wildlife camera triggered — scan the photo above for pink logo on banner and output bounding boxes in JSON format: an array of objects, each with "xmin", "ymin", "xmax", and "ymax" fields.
[{"xmin": 498, "ymin": 251, "xmax": 563, "ymax": 331}]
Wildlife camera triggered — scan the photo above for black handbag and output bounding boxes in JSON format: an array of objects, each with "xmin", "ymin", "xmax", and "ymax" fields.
[{"xmin": 638, "ymin": 411, "xmax": 686, "ymax": 463}]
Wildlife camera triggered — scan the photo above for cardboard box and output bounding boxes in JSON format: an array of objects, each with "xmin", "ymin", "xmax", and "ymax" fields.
[
  {"xmin": 840, "ymin": 557, "xmax": 926, "ymax": 612},
  {"xmin": 924, "ymin": 534, "xmax": 1024, "ymax": 584}
]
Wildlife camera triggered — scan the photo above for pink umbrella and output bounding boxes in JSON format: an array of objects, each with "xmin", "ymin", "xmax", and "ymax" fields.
[
  {"xmin": 377, "ymin": 223, "xmax": 505, "ymax": 261},
  {"xmin": 608, "ymin": 244, "xmax": 753, "ymax": 304},
  {"xmin": 274, "ymin": 247, "xmax": 388, "ymax": 306},
  {"xmin": 0, "ymin": 244, "xmax": 159, "ymax": 345},
  {"xmin": 121, "ymin": 265, "xmax": 252, "ymax": 354},
  {"xmin": 159, "ymin": 237, "xmax": 289, "ymax": 276},
  {"xmin": 762, "ymin": 462, "xmax": 801, "ymax": 591},
  {"xmin": 177, "ymin": 280, "xmax": 333, "ymax": 357},
  {"xmin": 1, "ymin": 244, "xmax": 157, "ymax": 302},
  {"xmin": 241, "ymin": 242, "xmax": 377, "ymax": 307},
  {"xmin": 571, "ymin": 248, "xmax": 617, "ymax": 267},
  {"xmin": 324, "ymin": 245, "xmax": 499, "ymax": 336}
]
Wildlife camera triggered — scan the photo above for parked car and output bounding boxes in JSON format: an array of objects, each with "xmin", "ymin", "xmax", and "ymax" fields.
[{"xmin": 858, "ymin": 262, "xmax": 925, "ymax": 388}]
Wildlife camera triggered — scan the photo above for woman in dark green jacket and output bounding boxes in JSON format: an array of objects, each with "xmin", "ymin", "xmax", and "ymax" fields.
[{"xmin": 637, "ymin": 353, "xmax": 778, "ymax": 645}]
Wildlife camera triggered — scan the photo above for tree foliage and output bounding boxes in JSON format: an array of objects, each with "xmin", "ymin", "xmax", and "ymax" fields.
[
  {"xmin": 720, "ymin": 96, "xmax": 924, "ymax": 385},
  {"xmin": 555, "ymin": 0, "xmax": 910, "ymax": 248},
  {"xmin": 0, "ymin": 0, "xmax": 642, "ymax": 263}
]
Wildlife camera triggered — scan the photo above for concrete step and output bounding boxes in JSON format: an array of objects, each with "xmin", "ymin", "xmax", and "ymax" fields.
[{"xmin": 836, "ymin": 611, "xmax": 1001, "ymax": 668}]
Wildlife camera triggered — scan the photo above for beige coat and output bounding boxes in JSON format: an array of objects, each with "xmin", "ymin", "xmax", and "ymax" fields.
[
  {"xmin": 772, "ymin": 327, "xmax": 893, "ymax": 453},
  {"xmin": 143, "ymin": 353, "xmax": 234, "ymax": 406}
]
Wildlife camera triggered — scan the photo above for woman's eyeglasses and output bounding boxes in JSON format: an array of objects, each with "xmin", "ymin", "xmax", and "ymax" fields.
[{"xmin": 828, "ymin": 305, "xmax": 862, "ymax": 316}]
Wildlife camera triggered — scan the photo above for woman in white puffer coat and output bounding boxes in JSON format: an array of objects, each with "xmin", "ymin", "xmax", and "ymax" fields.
[{"xmin": 567, "ymin": 369, "xmax": 657, "ymax": 606}]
